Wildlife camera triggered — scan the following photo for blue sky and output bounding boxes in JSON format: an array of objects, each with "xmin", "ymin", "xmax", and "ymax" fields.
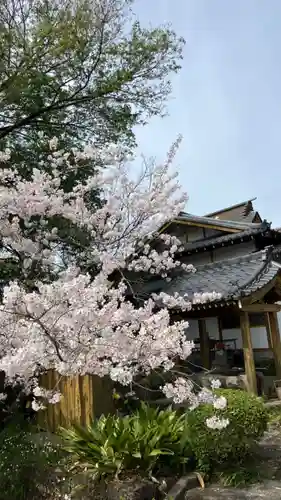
[{"xmin": 133, "ymin": 0, "xmax": 281, "ymax": 226}]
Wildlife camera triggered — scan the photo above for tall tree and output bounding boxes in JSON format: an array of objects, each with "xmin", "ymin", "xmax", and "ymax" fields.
[{"xmin": 0, "ymin": 0, "xmax": 184, "ymax": 183}]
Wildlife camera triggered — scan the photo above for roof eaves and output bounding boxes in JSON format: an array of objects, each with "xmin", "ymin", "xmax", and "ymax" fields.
[
  {"xmin": 193, "ymin": 248, "xmax": 278, "ymax": 309},
  {"xmin": 174, "ymin": 213, "xmax": 266, "ymax": 232},
  {"xmin": 159, "ymin": 247, "xmax": 278, "ymax": 310}
]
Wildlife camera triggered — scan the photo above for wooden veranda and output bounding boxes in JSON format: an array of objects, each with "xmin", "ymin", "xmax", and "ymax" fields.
[{"xmin": 181, "ymin": 297, "xmax": 281, "ymax": 396}]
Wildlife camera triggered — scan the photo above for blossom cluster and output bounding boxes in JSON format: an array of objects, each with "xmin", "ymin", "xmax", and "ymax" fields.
[
  {"xmin": 162, "ymin": 377, "xmax": 229, "ymax": 430},
  {"xmin": 0, "ymin": 137, "xmax": 222, "ymax": 411},
  {"xmin": 205, "ymin": 416, "xmax": 229, "ymax": 430}
]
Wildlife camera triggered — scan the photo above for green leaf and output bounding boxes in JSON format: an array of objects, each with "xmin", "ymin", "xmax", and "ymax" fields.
[{"xmin": 148, "ymin": 449, "xmax": 167, "ymax": 457}]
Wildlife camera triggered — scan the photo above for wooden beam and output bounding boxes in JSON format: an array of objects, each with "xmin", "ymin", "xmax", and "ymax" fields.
[
  {"xmin": 268, "ymin": 311, "xmax": 281, "ymax": 379},
  {"xmin": 272, "ymin": 276, "xmax": 281, "ymax": 300},
  {"xmin": 240, "ymin": 311, "xmax": 257, "ymax": 395},
  {"xmin": 265, "ymin": 312, "xmax": 273, "ymax": 349},
  {"xmin": 198, "ymin": 319, "xmax": 210, "ymax": 369},
  {"xmin": 240, "ymin": 303, "xmax": 281, "ymax": 313}
]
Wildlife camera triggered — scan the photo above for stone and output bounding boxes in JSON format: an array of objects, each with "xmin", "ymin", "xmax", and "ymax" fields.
[
  {"xmin": 185, "ymin": 482, "xmax": 281, "ymax": 499},
  {"xmin": 166, "ymin": 474, "xmax": 200, "ymax": 499}
]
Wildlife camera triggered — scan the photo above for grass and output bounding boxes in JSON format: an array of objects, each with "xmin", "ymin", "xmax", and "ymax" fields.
[{"xmin": 215, "ymin": 458, "xmax": 262, "ymax": 487}]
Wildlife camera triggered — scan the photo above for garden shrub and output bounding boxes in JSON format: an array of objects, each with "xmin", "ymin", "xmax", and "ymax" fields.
[
  {"xmin": 0, "ymin": 417, "xmax": 64, "ymax": 500},
  {"xmin": 60, "ymin": 402, "xmax": 192, "ymax": 480},
  {"xmin": 186, "ymin": 388, "xmax": 268, "ymax": 472}
]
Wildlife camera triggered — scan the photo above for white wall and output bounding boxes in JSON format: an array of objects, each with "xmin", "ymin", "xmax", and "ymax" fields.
[
  {"xmin": 222, "ymin": 326, "xmax": 268, "ymax": 349},
  {"xmin": 222, "ymin": 313, "xmax": 281, "ymax": 350}
]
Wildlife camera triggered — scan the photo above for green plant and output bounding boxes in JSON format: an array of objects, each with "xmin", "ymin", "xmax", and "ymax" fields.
[
  {"xmin": 61, "ymin": 413, "xmax": 135, "ymax": 479},
  {"xmin": 130, "ymin": 403, "xmax": 191, "ymax": 471},
  {"xmin": 60, "ymin": 403, "xmax": 192, "ymax": 480},
  {"xmin": 0, "ymin": 417, "xmax": 64, "ymax": 500},
  {"xmin": 186, "ymin": 389, "xmax": 268, "ymax": 473}
]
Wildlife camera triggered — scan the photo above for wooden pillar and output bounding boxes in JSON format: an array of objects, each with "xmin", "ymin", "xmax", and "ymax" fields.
[
  {"xmin": 240, "ymin": 311, "xmax": 257, "ymax": 394},
  {"xmin": 198, "ymin": 318, "xmax": 210, "ymax": 369},
  {"xmin": 265, "ymin": 312, "xmax": 273, "ymax": 349},
  {"xmin": 268, "ymin": 311, "xmax": 281, "ymax": 379}
]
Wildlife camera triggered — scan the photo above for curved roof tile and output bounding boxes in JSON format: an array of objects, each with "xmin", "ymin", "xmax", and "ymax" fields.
[{"xmin": 162, "ymin": 247, "xmax": 281, "ymax": 307}]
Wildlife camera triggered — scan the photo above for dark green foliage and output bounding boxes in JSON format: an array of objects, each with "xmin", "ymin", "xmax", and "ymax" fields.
[
  {"xmin": 60, "ymin": 402, "xmax": 192, "ymax": 480},
  {"xmin": 0, "ymin": 0, "xmax": 185, "ymax": 288},
  {"xmin": 186, "ymin": 389, "xmax": 268, "ymax": 473},
  {"xmin": 0, "ymin": 0, "xmax": 184, "ymax": 180},
  {"xmin": 0, "ymin": 418, "xmax": 64, "ymax": 500}
]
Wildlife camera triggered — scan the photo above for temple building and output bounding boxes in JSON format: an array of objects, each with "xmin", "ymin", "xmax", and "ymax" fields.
[{"xmin": 138, "ymin": 199, "xmax": 281, "ymax": 397}]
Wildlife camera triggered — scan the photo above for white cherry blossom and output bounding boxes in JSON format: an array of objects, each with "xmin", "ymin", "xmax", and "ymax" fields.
[
  {"xmin": 213, "ymin": 396, "xmax": 227, "ymax": 410},
  {"xmin": 210, "ymin": 378, "xmax": 222, "ymax": 390},
  {"xmin": 206, "ymin": 416, "xmax": 230, "ymax": 430},
  {"xmin": 0, "ymin": 138, "xmax": 222, "ymax": 413}
]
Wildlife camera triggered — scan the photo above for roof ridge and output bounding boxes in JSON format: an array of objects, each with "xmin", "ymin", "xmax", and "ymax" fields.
[{"xmin": 204, "ymin": 198, "xmax": 257, "ymax": 217}]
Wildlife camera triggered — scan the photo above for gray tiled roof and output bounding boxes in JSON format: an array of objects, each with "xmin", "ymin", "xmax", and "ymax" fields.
[{"xmin": 161, "ymin": 247, "xmax": 281, "ymax": 306}]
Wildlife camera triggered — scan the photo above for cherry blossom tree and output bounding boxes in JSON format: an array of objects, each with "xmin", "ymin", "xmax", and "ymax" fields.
[{"xmin": 0, "ymin": 136, "xmax": 223, "ymax": 418}]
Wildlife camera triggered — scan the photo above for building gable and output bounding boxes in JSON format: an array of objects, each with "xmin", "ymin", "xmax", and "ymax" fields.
[
  {"xmin": 156, "ymin": 197, "xmax": 276, "ymax": 262},
  {"xmin": 204, "ymin": 198, "xmax": 262, "ymax": 223}
]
